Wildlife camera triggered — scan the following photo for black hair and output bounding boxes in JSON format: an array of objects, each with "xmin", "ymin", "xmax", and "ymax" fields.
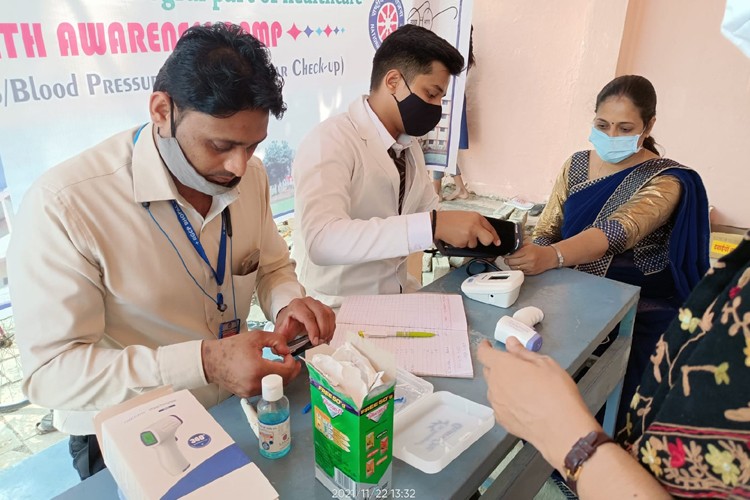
[
  {"xmin": 370, "ymin": 24, "xmax": 464, "ymax": 91},
  {"xmin": 595, "ymin": 75, "xmax": 660, "ymax": 156},
  {"xmin": 468, "ymin": 25, "xmax": 475, "ymax": 70},
  {"xmin": 154, "ymin": 23, "xmax": 286, "ymax": 119}
]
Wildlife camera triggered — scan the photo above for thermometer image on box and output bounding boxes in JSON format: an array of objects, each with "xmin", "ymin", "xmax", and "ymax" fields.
[{"xmin": 140, "ymin": 415, "xmax": 190, "ymax": 475}]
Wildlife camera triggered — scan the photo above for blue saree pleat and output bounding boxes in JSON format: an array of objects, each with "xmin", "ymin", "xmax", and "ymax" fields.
[{"xmin": 665, "ymin": 169, "xmax": 711, "ymax": 301}]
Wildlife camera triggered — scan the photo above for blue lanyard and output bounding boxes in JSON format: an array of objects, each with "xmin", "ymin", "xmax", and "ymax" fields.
[
  {"xmin": 170, "ymin": 200, "xmax": 227, "ymax": 287},
  {"xmin": 134, "ymin": 123, "xmax": 235, "ymax": 314},
  {"xmin": 133, "ymin": 123, "xmax": 147, "ymax": 144},
  {"xmin": 170, "ymin": 201, "xmax": 230, "ymax": 311}
]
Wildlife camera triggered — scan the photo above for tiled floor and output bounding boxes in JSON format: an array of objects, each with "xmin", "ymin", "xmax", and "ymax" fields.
[
  {"xmin": 0, "ymin": 292, "xmax": 71, "ymax": 479},
  {"xmin": 0, "ymin": 405, "xmax": 66, "ymax": 470}
]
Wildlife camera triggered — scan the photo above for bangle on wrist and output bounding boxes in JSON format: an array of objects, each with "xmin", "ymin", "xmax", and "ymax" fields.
[
  {"xmin": 550, "ymin": 243, "xmax": 564, "ymax": 268},
  {"xmin": 431, "ymin": 209, "xmax": 437, "ymax": 242}
]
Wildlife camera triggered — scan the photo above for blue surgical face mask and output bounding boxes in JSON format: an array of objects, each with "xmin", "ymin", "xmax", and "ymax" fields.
[
  {"xmin": 588, "ymin": 127, "xmax": 642, "ymax": 164},
  {"xmin": 722, "ymin": 0, "xmax": 750, "ymax": 58}
]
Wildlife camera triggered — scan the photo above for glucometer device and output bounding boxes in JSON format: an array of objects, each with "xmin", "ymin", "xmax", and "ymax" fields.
[
  {"xmin": 460, "ymin": 270, "xmax": 525, "ymax": 308},
  {"xmin": 140, "ymin": 415, "xmax": 190, "ymax": 475},
  {"xmin": 288, "ymin": 335, "xmax": 314, "ymax": 357}
]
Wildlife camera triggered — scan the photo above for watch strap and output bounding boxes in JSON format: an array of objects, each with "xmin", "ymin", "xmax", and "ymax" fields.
[
  {"xmin": 431, "ymin": 209, "xmax": 437, "ymax": 241},
  {"xmin": 563, "ymin": 430, "xmax": 614, "ymax": 494}
]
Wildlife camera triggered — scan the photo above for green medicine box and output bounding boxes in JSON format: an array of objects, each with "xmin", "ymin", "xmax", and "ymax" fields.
[{"xmin": 305, "ymin": 341, "xmax": 396, "ymax": 500}]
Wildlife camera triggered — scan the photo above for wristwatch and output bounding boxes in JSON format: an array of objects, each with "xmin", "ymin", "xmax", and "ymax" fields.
[{"xmin": 563, "ymin": 430, "xmax": 614, "ymax": 494}]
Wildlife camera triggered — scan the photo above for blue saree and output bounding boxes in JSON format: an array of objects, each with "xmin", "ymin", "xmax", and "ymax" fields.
[{"xmin": 561, "ymin": 152, "xmax": 710, "ymax": 424}]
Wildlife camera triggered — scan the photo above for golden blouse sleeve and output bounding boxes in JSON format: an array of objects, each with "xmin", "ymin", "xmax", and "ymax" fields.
[
  {"xmin": 532, "ymin": 157, "xmax": 571, "ymax": 246},
  {"xmin": 600, "ymin": 174, "xmax": 683, "ymax": 252}
]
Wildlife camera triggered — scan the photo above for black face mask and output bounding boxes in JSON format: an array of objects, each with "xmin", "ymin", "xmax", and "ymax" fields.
[{"xmin": 392, "ymin": 76, "xmax": 443, "ymax": 137}]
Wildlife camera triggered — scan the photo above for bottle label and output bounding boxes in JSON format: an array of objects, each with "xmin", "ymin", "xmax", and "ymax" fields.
[{"xmin": 258, "ymin": 417, "xmax": 291, "ymax": 454}]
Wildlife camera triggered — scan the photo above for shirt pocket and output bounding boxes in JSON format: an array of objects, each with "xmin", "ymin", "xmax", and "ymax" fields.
[{"xmin": 230, "ymin": 270, "xmax": 258, "ymax": 326}]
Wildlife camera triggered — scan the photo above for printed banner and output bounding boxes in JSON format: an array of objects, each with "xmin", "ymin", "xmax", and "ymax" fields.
[{"xmin": 0, "ymin": 0, "xmax": 472, "ymax": 219}]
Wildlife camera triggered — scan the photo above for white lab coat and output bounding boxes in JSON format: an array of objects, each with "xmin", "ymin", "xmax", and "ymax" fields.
[{"xmin": 291, "ymin": 96, "xmax": 439, "ymax": 308}]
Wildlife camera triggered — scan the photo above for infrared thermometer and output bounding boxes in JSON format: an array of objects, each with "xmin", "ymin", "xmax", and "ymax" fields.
[
  {"xmin": 140, "ymin": 415, "xmax": 190, "ymax": 475},
  {"xmin": 494, "ymin": 306, "xmax": 545, "ymax": 352}
]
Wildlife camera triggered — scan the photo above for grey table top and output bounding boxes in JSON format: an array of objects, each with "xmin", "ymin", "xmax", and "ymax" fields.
[{"xmin": 57, "ymin": 267, "xmax": 639, "ymax": 500}]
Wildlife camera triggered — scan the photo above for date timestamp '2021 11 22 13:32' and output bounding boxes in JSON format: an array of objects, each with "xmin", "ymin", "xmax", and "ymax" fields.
[{"xmin": 331, "ymin": 489, "xmax": 417, "ymax": 499}]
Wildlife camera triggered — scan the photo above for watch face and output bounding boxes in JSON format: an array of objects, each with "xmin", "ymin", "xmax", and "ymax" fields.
[{"xmin": 140, "ymin": 430, "xmax": 158, "ymax": 446}]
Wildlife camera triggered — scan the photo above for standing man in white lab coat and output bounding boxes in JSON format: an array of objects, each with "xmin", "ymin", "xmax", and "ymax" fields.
[{"xmin": 292, "ymin": 24, "xmax": 500, "ymax": 308}]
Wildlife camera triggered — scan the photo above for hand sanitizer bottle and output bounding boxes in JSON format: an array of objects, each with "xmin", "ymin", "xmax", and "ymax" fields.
[{"xmin": 257, "ymin": 374, "xmax": 291, "ymax": 459}]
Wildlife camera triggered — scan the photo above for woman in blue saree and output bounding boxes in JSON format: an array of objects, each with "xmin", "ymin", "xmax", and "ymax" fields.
[{"xmin": 504, "ymin": 75, "xmax": 710, "ymax": 422}]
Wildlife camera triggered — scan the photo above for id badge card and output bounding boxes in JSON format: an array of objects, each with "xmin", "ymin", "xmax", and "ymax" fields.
[{"xmin": 219, "ymin": 318, "xmax": 241, "ymax": 339}]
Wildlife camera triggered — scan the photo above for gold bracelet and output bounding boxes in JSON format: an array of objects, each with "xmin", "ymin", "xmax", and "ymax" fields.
[{"xmin": 550, "ymin": 243, "xmax": 564, "ymax": 268}]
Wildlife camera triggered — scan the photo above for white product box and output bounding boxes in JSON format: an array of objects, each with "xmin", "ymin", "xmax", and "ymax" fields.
[{"xmin": 94, "ymin": 387, "xmax": 278, "ymax": 500}]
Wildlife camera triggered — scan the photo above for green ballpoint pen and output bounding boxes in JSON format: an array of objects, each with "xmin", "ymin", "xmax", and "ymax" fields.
[{"xmin": 358, "ymin": 330, "xmax": 436, "ymax": 338}]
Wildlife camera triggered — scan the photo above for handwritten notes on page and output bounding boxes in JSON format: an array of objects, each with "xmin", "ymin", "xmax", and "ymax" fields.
[{"xmin": 332, "ymin": 294, "xmax": 473, "ymax": 378}]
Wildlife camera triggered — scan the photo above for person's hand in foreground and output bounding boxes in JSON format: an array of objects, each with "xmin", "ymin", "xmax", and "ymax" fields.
[
  {"xmin": 477, "ymin": 337, "xmax": 671, "ymax": 499},
  {"xmin": 477, "ymin": 336, "xmax": 599, "ymax": 471}
]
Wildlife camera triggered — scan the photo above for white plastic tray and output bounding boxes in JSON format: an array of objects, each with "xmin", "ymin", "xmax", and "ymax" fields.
[
  {"xmin": 393, "ymin": 391, "xmax": 494, "ymax": 474},
  {"xmin": 394, "ymin": 367, "xmax": 434, "ymax": 416}
]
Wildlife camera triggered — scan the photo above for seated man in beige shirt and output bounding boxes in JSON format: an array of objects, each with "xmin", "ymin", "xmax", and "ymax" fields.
[{"xmin": 7, "ymin": 24, "xmax": 334, "ymax": 479}]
